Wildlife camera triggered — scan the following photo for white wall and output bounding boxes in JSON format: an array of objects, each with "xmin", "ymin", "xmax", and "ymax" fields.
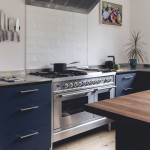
[
  {"xmin": 0, "ymin": 0, "xmax": 25, "ymax": 71},
  {"xmin": 26, "ymin": 0, "xmax": 130, "ymax": 68},
  {"xmin": 130, "ymin": 0, "xmax": 150, "ymax": 63},
  {"xmin": 88, "ymin": 0, "xmax": 130, "ymax": 65},
  {"xmin": 26, "ymin": 6, "xmax": 88, "ymax": 69},
  {"xmin": 0, "ymin": 0, "xmax": 131, "ymax": 71}
]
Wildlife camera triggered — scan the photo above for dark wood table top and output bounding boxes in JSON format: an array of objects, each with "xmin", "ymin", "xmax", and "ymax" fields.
[{"xmin": 85, "ymin": 90, "xmax": 150, "ymax": 123}]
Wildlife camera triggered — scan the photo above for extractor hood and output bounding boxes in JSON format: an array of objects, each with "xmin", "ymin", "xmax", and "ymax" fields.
[{"xmin": 26, "ymin": 0, "xmax": 100, "ymax": 14}]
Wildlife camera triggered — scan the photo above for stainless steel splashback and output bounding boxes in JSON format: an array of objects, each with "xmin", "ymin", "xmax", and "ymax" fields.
[{"xmin": 26, "ymin": 0, "xmax": 100, "ymax": 14}]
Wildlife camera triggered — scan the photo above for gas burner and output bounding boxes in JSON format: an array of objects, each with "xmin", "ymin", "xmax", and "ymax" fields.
[
  {"xmin": 101, "ymin": 69, "xmax": 115, "ymax": 73},
  {"xmin": 30, "ymin": 70, "xmax": 87, "ymax": 78},
  {"xmin": 78, "ymin": 67, "xmax": 115, "ymax": 73}
]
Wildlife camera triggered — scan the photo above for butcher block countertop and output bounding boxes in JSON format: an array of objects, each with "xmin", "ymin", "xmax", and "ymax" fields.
[{"xmin": 85, "ymin": 90, "xmax": 150, "ymax": 124}]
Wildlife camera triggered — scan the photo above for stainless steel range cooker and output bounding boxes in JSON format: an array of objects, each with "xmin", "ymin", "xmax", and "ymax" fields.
[{"xmin": 30, "ymin": 69, "xmax": 116, "ymax": 142}]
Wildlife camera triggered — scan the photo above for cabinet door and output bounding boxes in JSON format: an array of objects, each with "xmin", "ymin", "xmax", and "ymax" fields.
[
  {"xmin": 2, "ymin": 100, "xmax": 51, "ymax": 136},
  {"xmin": 2, "ymin": 125, "xmax": 51, "ymax": 150},
  {"xmin": 133, "ymin": 72, "xmax": 150, "ymax": 92},
  {"xmin": 116, "ymin": 73, "xmax": 136, "ymax": 97},
  {"xmin": 0, "ymin": 141, "xmax": 1, "ymax": 150},
  {"xmin": 2, "ymin": 83, "xmax": 51, "ymax": 106},
  {"xmin": 1, "ymin": 82, "xmax": 51, "ymax": 149}
]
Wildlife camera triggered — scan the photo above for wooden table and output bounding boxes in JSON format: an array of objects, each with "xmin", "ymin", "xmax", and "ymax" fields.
[{"xmin": 85, "ymin": 90, "xmax": 150, "ymax": 150}]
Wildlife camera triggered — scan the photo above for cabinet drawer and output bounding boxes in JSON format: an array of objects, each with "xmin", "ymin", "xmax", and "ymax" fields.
[
  {"xmin": 2, "ymin": 101, "xmax": 51, "ymax": 136},
  {"xmin": 2, "ymin": 83, "xmax": 51, "ymax": 106},
  {"xmin": 2, "ymin": 125, "xmax": 51, "ymax": 150},
  {"xmin": 116, "ymin": 73, "xmax": 136, "ymax": 88},
  {"xmin": 116, "ymin": 73, "xmax": 136, "ymax": 97}
]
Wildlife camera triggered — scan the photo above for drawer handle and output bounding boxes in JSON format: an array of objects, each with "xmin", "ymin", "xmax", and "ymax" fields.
[
  {"xmin": 19, "ymin": 106, "xmax": 39, "ymax": 112},
  {"xmin": 123, "ymin": 88, "xmax": 133, "ymax": 92},
  {"xmin": 20, "ymin": 89, "xmax": 39, "ymax": 94},
  {"xmin": 18, "ymin": 131, "xmax": 39, "ymax": 139},
  {"xmin": 122, "ymin": 76, "xmax": 133, "ymax": 80}
]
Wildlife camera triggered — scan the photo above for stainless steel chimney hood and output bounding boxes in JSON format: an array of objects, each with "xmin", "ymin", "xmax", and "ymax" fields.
[{"xmin": 26, "ymin": 0, "xmax": 100, "ymax": 14}]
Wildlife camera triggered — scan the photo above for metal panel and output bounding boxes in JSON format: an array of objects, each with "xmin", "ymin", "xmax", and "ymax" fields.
[
  {"xmin": 26, "ymin": 0, "xmax": 100, "ymax": 14},
  {"xmin": 53, "ymin": 118, "xmax": 112, "ymax": 142}
]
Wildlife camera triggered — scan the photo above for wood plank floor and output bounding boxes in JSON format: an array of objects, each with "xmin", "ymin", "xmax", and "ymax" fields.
[{"xmin": 53, "ymin": 129, "xmax": 115, "ymax": 150}]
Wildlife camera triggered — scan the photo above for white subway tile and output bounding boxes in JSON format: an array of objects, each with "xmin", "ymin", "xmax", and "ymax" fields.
[{"xmin": 26, "ymin": 6, "xmax": 88, "ymax": 69}]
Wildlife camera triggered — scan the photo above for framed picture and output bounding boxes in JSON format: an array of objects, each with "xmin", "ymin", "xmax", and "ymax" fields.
[{"xmin": 100, "ymin": 1, "xmax": 122, "ymax": 26}]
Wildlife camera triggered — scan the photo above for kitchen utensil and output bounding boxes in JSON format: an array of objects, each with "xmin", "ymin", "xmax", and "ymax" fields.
[
  {"xmin": 53, "ymin": 61, "xmax": 80, "ymax": 72},
  {"xmin": 54, "ymin": 63, "xmax": 67, "ymax": 72},
  {"xmin": 14, "ymin": 18, "xmax": 20, "ymax": 42},
  {"xmin": 8, "ymin": 18, "xmax": 15, "ymax": 41},
  {"xmin": 68, "ymin": 61, "xmax": 80, "ymax": 65},
  {"xmin": 0, "ymin": 10, "xmax": 5, "ymax": 41},
  {"xmin": 42, "ymin": 68, "xmax": 53, "ymax": 72},
  {"xmin": 105, "ymin": 56, "xmax": 115, "ymax": 69},
  {"xmin": 4, "ymin": 13, "xmax": 8, "ymax": 40}
]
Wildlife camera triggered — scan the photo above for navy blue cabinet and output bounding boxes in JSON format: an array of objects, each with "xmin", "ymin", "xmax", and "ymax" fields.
[
  {"xmin": 2, "ymin": 125, "xmax": 50, "ymax": 150},
  {"xmin": 0, "ymin": 82, "xmax": 51, "ymax": 150},
  {"xmin": 116, "ymin": 73, "xmax": 136, "ymax": 97},
  {"xmin": 2, "ymin": 83, "xmax": 50, "ymax": 106},
  {"xmin": 3, "ymin": 100, "xmax": 51, "ymax": 136},
  {"xmin": 133, "ymin": 71, "xmax": 150, "ymax": 92}
]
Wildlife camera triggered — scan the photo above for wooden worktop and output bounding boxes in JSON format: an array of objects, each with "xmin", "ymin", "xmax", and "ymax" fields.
[{"xmin": 85, "ymin": 90, "xmax": 150, "ymax": 124}]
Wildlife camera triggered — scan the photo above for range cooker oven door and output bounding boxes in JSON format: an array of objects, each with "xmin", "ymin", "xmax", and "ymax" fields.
[
  {"xmin": 54, "ymin": 89, "xmax": 95, "ymax": 132},
  {"xmin": 94, "ymin": 85, "xmax": 116, "ymax": 118}
]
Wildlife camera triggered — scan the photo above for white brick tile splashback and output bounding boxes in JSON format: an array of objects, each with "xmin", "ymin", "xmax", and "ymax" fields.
[{"xmin": 26, "ymin": 6, "xmax": 88, "ymax": 69}]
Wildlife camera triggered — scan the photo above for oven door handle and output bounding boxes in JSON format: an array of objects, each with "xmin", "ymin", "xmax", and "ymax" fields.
[
  {"xmin": 58, "ymin": 89, "xmax": 94, "ymax": 97},
  {"xmin": 96, "ymin": 85, "xmax": 116, "ymax": 91}
]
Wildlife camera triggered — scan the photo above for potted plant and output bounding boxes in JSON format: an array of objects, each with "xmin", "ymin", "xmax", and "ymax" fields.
[{"xmin": 125, "ymin": 31, "xmax": 147, "ymax": 68}]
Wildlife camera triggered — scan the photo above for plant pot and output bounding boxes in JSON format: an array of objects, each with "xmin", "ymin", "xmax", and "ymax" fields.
[{"xmin": 130, "ymin": 59, "xmax": 137, "ymax": 68}]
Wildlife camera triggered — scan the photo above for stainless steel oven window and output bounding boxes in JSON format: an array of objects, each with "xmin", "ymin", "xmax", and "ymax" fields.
[
  {"xmin": 95, "ymin": 87, "xmax": 115, "ymax": 101},
  {"xmin": 62, "ymin": 97, "xmax": 88, "ymax": 117},
  {"xmin": 53, "ymin": 89, "xmax": 95, "ymax": 132},
  {"xmin": 94, "ymin": 86, "xmax": 115, "ymax": 119}
]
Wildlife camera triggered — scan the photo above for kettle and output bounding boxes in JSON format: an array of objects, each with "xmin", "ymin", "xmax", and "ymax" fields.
[{"xmin": 105, "ymin": 56, "xmax": 115, "ymax": 69}]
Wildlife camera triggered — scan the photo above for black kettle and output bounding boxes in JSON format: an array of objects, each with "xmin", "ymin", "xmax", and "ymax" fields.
[{"xmin": 105, "ymin": 56, "xmax": 115, "ymax": 69}]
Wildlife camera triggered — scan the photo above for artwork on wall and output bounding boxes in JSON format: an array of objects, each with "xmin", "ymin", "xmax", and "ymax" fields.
[{"xmin": 100, "ymin": 1, "xmax": 122, "ymax": 26}]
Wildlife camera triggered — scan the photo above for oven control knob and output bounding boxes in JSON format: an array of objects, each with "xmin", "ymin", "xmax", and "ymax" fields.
[
  {"xmin": 108, "ymin": 78, "xmax": 112, "ymax": 82},
  {"xmin": 104, "ymin": 79, "xmax": 108, "ymax": 83},
  {"xmin": 78, "ymin": 82, "xmax": 82, "ymax": 87},
  {"xmin": 95, "ymin": 80, "xmax": 98, "ymax": 84},
  {"xmin": 74, "ymin": 82, "xmax": 79, "ymax": 87},
  {"xmin": 97, "ymin": 80, "xmax": 101, "ymax": 84},
  {"xmin": 91, "ymin": 81, "xmax": 94, "ymax": 85},
  {"xmin": 105, "ymin": 78, "xmax": 111, "ymax": 83},
  {"xmin": 83, "ymin": 81, "xmax": 86, "ymax": 86},
  {"xmin": 93, "ymin": 80, "xmax": 97, "ymax": 84},
  {"xmin": 64, "ymin": 83, "xmax": 69, "ymax": 89},
  {"xmin": 89, "ymin": 81, "xmax": 92, "ymax": 85},
  {"xmin": 101, "ymin": 79, "xmax": 105, "ymax": 83},
  {"xmin": 86, "ymin": 81, "xmax": 89, "ymax": 86},
  {"xmin": 69, "ymin": 83, "xmax": 74, "ymax": 88}
]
